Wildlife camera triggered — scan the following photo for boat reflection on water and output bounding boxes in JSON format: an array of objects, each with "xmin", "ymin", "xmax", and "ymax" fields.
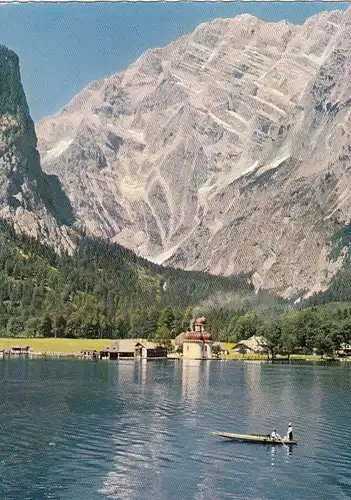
[
  {"xmin": 270, "ymin": 444, "xmax": 293, "ymax": 466},
  {"xmin": 271, "ymin": 445, "xmax": 276, "ymax": 466}
]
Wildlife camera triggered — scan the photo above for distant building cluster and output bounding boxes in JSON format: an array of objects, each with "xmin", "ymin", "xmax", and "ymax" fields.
[
  {"xmin": 0, "ymin": 324, "xmax": 274, "ymax": 362},
  {"xmin": 100, "ymin": 317, "xmax": 217, "ymax": 360}
]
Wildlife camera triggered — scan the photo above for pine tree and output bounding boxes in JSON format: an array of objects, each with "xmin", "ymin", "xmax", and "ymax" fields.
[{"xmin": 181, "ymin": 306, "xmax": 193, "ymax": 332}]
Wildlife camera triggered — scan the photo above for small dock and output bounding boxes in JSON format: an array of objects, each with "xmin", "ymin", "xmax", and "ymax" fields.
[
  {"xmin": 0, "ymin": 346, "xmax": 32, "ymax": 357},
  {"xmin": 79, "ymin": 349, "xmax": 99, "ymax": 359}
]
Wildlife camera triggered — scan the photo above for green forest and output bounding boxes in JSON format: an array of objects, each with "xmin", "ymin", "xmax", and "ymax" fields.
[
  {"xmin": 204, "ymin": 303, "xmax": 351, "ymax": 357},
  {"xmin": 1, "ymin": 219, "xmax": 351, "ymax": 356},
  {"xmin": 0, "ymin": 221, "xmax": 251, "ymax": 341}
]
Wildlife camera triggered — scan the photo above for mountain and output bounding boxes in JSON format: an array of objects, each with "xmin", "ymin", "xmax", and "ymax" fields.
[
  {"xmin": 0, "ymin": 45, "xmax": 75, "ymax": 252},
  {"xmin": 36, "ymin": 7, "xmax": 351, "ymax": 299}
]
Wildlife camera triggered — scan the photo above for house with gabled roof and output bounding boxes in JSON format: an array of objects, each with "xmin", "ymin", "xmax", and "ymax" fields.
[{"xmin": 100, "ymin": 339, "xmax": 167, "ymax": 360}]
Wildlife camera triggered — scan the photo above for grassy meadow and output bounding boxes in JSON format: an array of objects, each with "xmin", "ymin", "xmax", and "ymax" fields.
[{"xmin": 0, "ymin": 338, "xmax": 112, "ymax": 353}]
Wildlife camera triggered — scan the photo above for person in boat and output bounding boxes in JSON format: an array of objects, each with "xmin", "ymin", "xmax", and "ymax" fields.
[
  {"xmin": 287, "ymin": 423, "xmax": 293, "ymax": 441},
  {"xmin": 270, "ymin": 429, "xmax": 282, "ymax": 441}
]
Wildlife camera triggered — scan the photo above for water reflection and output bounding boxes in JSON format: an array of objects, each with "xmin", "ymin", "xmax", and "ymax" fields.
[
  {"xmin": 243, "ymin": 362, "xmax": 327, "ymax": 445},
  {"xmin": 100, "ymin": 360, "xmax": 214, "ymax": 498},
  {"xmin": 270, "ymin": 444, "xmax": 293, "ymax": 468},
  {"xmin": 245, "ymin": 362, "xmax": 264, "ymax": 424},
  {"xmin": 181, "ymin": 360, "xmax": 210, "ymax": 403},
  {"xmin": 141, "ymin": 358, "xmax": 147, "ymax": 388},
  {"xmin": 271, "ymin": 446, "xmax": 276, "ymax": 466},
  {"xmin": 100, "ymin": 362, "xmax": 170, "ymax": 499},
  {"xmin": 2, "ymin": 359, "xmax": 351, "ymax": 500},
  {"xmin": 131, "ymin": 358, "xmax": 147, "ymax": 390}
]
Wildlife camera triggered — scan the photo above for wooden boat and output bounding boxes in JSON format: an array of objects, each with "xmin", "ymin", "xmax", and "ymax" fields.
[{"xmin": 212, "ymin": 431, "xmax": 297, "ymax": 445}]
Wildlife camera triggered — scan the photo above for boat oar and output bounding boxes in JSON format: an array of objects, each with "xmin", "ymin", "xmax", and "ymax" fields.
[{"xmin": 278, "ymin": 435, "xmax": 288, "ymax": 449}]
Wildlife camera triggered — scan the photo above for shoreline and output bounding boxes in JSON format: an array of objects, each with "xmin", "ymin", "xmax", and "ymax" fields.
[
  {"xmin": 0, "ymin": 339, "xmax": 349, "ymax": 363},
  {"xmin": 1, "ymin": 351, "xmax": 349, "ymax": 363}
]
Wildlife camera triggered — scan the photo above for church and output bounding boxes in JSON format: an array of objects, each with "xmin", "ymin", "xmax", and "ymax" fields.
[{"xmin": 176, "ymin": 317, "xmax": 213, "ymax": 359}]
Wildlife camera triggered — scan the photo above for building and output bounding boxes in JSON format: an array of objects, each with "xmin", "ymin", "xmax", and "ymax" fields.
[
  {"xmin": 100, "ymin": 340, "xmax": 167, "ymax": 360},
  {"xmin": 79, "ymin": 349, "xmax": 98, "ymax": 359},
  {"xmin": 233, "ymin": 335, "xmax": 268, "ymax": 354},
  {"xmin": 183, "ymin": 331, "xmax": 213, "ymax": 359},
  {"xmin": 336, "ymin": 343, "xmax": 351, "ymax": 357},
  {"xmin": 212, "ymin": 342, "xmax": 229, "ymax": 356},
  {"xmin": 174, "ymin": 317, "xmax": 209, "ymax": 348},
  {"xmin": 10, "ymin": 346, "xmax": 31, "ymax": 356},
  {"xmin": 135, "ymin": 342, "xmax": 167, "ymax": 358},
  {"xmin": 182, "ymin": 317, "xmax": 213, "ymax": 360},
  {"xmin": 174, "ymin": 332, "xmax": 186, "ymax": 348},
  {"xmin": 194, "ymin": 316, "xmax": 206, "ymax": 333},
  {"xmin": 100, "ymin": 340, "xmax": 136, "ymax": 360}
]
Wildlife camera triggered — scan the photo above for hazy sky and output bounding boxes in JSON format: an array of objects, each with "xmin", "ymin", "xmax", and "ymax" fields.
[{"xmin": 0, "ymin": 2, "xmax": 348, "ymax": 121}]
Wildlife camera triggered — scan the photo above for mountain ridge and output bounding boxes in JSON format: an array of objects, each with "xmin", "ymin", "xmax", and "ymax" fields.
[
  {"xmin": 0, "ymin": 44, "xmax": 76, "ymax": 253},
  {"xmin": 36, "ymin": 7, "xmax": 351, "ymax": 298}
]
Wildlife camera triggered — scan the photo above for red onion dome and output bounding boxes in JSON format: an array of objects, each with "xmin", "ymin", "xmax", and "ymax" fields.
[{"xmin": 183, "ymin": 332, "xmax": 211, "ymax": 341}]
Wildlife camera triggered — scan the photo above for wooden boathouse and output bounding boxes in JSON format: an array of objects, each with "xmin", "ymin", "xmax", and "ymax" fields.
[
  {"xmin": 10, "ymin": 346, "xmax": 31, "ymax": 356},
  {"xmin": 100, "ymin": 340, "xmax": 167, "ymax": 360}
]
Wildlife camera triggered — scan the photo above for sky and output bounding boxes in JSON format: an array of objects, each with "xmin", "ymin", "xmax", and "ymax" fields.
[{"xmin": 0, "ymin": 2, "xmax": 348, "ymax": 122}]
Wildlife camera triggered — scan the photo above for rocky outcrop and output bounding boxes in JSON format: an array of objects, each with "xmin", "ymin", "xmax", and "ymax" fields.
[
  {"xmin": 36, "ymin": 7, "xmax": 351, "ymax": 297},
  {"xmin": 0, "ymin": 45, "xmax": 75, "ymax": 252}
]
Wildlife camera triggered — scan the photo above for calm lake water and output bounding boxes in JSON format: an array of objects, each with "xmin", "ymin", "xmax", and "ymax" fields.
[{"xmin": 0, "ymin": 358, "xmax": 351, "ymax": 500}]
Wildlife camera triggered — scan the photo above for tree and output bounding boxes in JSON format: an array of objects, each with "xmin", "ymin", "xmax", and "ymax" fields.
[
  {"xmin": 38, "ymin": 314, "xmax": 53, "ymax": 337},
  {"xmin": 176, "ymin": 345, "xmax": 183, "ymax": 355},
  {"xmin": 52, "ymin": 315, "xmax": 67, "ymax": 338},
  {"xmin": 0, "ymin": 312, "xmax": 9, "ymax": 335},
  {"xmin": 154, "ymin": 325, "xmax": 172, "ymax": 348},
  {"xmin": 128, "ymin": 310, "xmax": 145, "ymax": 339},
  {"xmin": 231, "ymin": 310, "xmax": 261, "ymax": 341},
  {"xmin": 212, "ymin": 344, "xmax": 222, "ymax": 359},
  {"xmin": 314, "ymin": 330, "xmax": 333, "ymax": 358},
  {"xmin": 337, "ymin": 318, "xmax": 351, "ymax": 345},
  {"xmin": 24, "ymin": 317, "xmax": 40, "ymax": 337},
  {"xmin": 181, "ymin": 306, "xmax": 193, "ymax": 332},
  {"xmin": 297, "ymin": 309, "xmax": 321, "ymax": 353},
  {"xmin": 156, "ymin": 307, "xmax": 175, "ymax": 336},
  {"xmin": 141, "ymin": 310, "xmax": 159, "ymax": 339},
  {"xmin": 226, "ymin": 314, "xmax": 240, "ymax": 342},
  {"xmin": 6, "ymin": 316, "xmax": 23, "ymax": 337},
  {"xmin": 263, "ymin": 317, "xmax": 282, "ymax": 360},
  {"xmin": 106, "ymin": 290, "xmax": 118, "ymax": 316},
  {"xmin": 114, "ymin": 315, "xmax": 130, "ymax": 339},
  {"xmin": 172, "ymin": 310, "xmax": 184, "ymax": 337},
  {"xmin": 280, "ymin": 314, "xmax": 299, "ymax": 360},
  {"xmin": 330, "ymin": 328, "xmax": 343, "ymax": 354}
]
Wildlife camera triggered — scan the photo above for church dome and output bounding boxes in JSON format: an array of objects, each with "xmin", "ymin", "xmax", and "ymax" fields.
[{"xmin": 184, "ymin": 331, "xmax": 211, "ymax": 342}]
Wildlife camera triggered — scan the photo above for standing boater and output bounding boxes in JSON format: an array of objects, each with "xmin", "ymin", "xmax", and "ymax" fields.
[{"xmin": 287, "ymin": 423, "xmax": 293, "ymax": 441}]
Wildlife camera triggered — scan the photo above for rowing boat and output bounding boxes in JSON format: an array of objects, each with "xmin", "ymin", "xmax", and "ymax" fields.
[
  {"xmin": 212, "ymin": 431, "xmax": 297, "ymax": 445},
  {"xmin": 213, "ymin": 431, "xmax": 297, "ymax": 445}
]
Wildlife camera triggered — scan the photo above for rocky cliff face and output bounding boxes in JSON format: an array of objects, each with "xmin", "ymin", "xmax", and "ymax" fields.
[
  {"xmin": 36, "ymin": 7, "xmax": 351, "ymax": 298},
  {"xmin": 0, "ymin": 45, "xmax": 75, "ymax": 252}
]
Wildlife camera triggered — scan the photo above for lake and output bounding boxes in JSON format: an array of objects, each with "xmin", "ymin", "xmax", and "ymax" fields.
[{"xmin": 0, "ymin": 358, "xmax": 350, "ymax": 499}]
